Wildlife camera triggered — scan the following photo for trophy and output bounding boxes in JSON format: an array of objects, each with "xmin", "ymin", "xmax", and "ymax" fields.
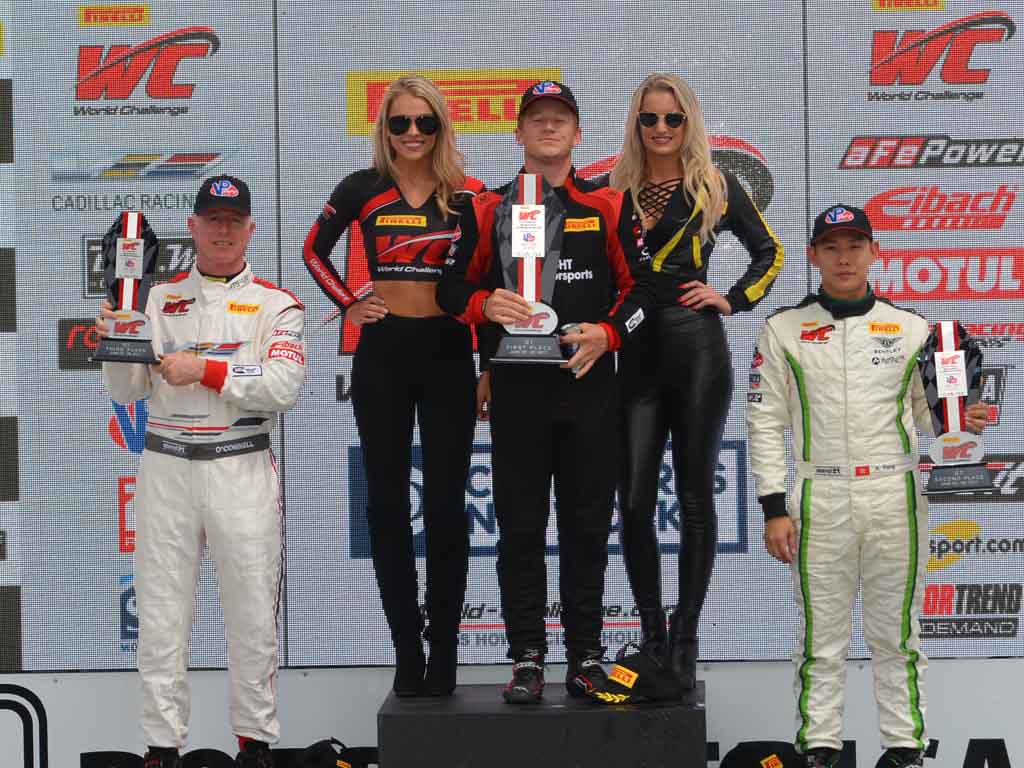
[
  {"xmin": 918, "ymin": 320, "xmax": 994, "ymax": 494},
  {"xmin": 91, "ymin": 211, "xmax": 160, "ymax": 364},
  {"xmin": 490, "ymin": 174, "xmax": 571, "ymax": 364}
]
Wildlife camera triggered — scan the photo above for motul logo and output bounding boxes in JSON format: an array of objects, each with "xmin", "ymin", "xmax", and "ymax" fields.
[
  {"xmin": 800, "ymin": 324, "xmax": 835, "ymax": 343},
  {"xmin": 76, "ymin": 26, "xmax": 220, "ymax": 100},
  {"xmin": 871, "ymin": 248, "xmax": 1024, "ymax": 300},
  {"xmin": 870, "ymin": 12, "xmax": 1015, "ymax": 86},
  {"xmin": 865, "ymin": 185, "xmax": 1017, "ymax": 231},
  {"xmin": 944, "ymin": 441, "xmax": 978, "ymax": 461},
  {"xmin": 514, "ymin": 312, "xmax": 551, "ymax": 330},
  {"xmin": 114, "ymin": 319, "xmax": 145, "ymax": 335}
]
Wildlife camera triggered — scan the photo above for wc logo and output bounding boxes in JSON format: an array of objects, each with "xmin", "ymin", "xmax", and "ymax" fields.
[{"xmin": 0, "ymin": 684, "xmax": 48, "ymax": 768}]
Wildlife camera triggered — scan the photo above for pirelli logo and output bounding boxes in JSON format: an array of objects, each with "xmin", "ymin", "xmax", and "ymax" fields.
[
  {"xmin": 227, "ymin": 302, "xmax": 260, "ymax": 315},
  {"xmin": 564, "ymin": 217, "xmax": 600, "ymax": 232},
  {"xmin": 608, "ymin": 664, "xmax": 638, "ymax": 689},
  {"xmin": 760, "ymin": 756, "xmax": 784, "ymax": 768},
  {"xmin": 78, "ymin": 4, "xmax": 151, "ymax": 26},
  {"xmin": 376, "ymin": 214, "xmax": 427, "ymax": 227},
  {"xmin": 345, "ymin": 67, "xmax": 561, "ymax": 136},
  {"xmin": 869, "ymin": 322, "xmax": 902, "ymax": 334},
  {"xmin": 873, "ymin": 0, "xmax": 944, "ymax": 9}
]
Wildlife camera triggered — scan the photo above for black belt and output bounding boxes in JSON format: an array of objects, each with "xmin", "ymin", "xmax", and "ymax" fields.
[{"xmin": 144, "ymin": 432, "xmax": 270, "ymax": 460}]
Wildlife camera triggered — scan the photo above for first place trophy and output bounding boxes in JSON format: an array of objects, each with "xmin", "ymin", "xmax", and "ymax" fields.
[
  {"xmin": 919, "ymin": 320, "xmax": 994, "ymax": 494},
  {"xmin": 91, "ymin": 210, "xmax": 160, "ymax": 364},
  {"xmin": 491, "ymin": 173, "xmax": 570, "ymax": 364}
]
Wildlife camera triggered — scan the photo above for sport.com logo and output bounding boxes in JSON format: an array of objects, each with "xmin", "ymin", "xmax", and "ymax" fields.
[{"xmin": 928, "ymin": 519, "xmax": 1024, "ymax": 571}]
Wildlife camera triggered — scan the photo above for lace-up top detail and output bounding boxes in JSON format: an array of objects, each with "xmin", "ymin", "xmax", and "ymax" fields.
[{"xmin": 638, "ymin": 178, "xmax": 683, "ymax": 229}]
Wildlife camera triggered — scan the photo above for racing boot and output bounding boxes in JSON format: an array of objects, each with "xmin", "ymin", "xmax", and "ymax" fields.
[
  {"xmin": 803, "ymin": 747, "xmax": 841, "ymax": 768},
  {"xmin": 143, "ymin": 749, "xmax": 180, "ymax": 768},
  {"xmin": 235, "ymin": 739, "xmax": 273, "ymax": 768},
  {"xmin": 392, "ymin": 640, "xmax": 426, "ymax": 697},
  {"xmin": 566, "ymin": 648, "xmax": 610, "ymax": 699},
  {"xmin": 876, "ymin": 748, "xmax": 924, "ymax": 768},
  {"xmin": 503, "ymin": 649, "xmax": 544, "ymax": 704},
  {"xmin": 667, "ymin": 612, "xmax": 698, "ymax": 690}
]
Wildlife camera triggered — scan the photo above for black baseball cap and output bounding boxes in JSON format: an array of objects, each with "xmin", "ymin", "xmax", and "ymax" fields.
[
  {"xmin": 194, "ymin": 175, "xmax": 251, "ymax": 216},
  {"xmin": 518, "ymin": 80, "xmax": 579, "ymax": 119},
  {"xmin": 810, "ymin": 204, "xmax": 873, "ymax": 244}
]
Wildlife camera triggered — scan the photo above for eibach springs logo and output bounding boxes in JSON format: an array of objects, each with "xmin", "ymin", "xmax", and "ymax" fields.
[
  {"xmin": 868, "ymin": 11, "xmax": 1015, "ymax": 103},
  {"xmin": 75, "ymin": 26, "xmax": 220, "ymax": 117},
  {"xmin": 864, "ymin": 185, "xmax": 1017, "ymax": 231},
  {"xmin": 869, "ymin": 247, "xmax": 1024, "ymax": 300},
  {"xmin": 840, "ymin": 135, "xmax": 1024, "ymax": 169},
  {"xmin": 345, "ymin": 67, "xmax": 561, "ymax": 136}
]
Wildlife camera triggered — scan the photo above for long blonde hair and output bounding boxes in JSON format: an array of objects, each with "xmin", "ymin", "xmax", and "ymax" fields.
[
  {"xmin": 371, "ymin": 75, "xmax": 466, "ymax": 217},
  {"xmin": 609, "ymin": 73, "xmax": 726, "ymax": 243}
]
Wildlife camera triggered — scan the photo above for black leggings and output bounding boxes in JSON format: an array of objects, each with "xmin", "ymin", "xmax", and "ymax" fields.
[
  {"xmin": 617, "ymin": 305, "xmax": 733, "ymax": 637},
  {"xmin": 351, "ymin": 314, "xmax": 476, "ymax": 649}
]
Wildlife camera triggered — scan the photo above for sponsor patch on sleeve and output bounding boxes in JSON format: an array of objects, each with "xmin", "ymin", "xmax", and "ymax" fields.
[
  {"xmin": 231, "ymin": 364, "xmax": 262, "ymax": 377},
  {"xmin": 268, "ymin": 347, "xmax": 305, "ymax": 365},
  {"xmin": 625, "ymin": 308, "xmax": 645, "ymax": 333},
  {"xmin": 747, "ymin": 392, "xmax": 763, "ymax": 403}
]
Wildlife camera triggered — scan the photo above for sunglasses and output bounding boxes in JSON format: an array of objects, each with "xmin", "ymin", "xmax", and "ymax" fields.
[
  {"xmin": 387, "ymin": 114, "xmax": 440, "ymax": 136},
  {"xmin": 637, "ymin": 111, "xmax": 686, "ymax": 129}
]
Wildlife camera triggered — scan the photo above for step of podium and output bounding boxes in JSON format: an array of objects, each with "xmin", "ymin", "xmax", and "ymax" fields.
[{"xmin": 378, "ymin": 681, "xmax": 706, "ymax": 768}]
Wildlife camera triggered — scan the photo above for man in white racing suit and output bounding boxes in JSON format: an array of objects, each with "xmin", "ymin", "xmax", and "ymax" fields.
[
  {"xmin": 99, "ymin": 175, "xmax": 305, "ymax": 768},
  {"xmin": 746, "ymin": 205, "xmax": 987, "ymax": 768}
]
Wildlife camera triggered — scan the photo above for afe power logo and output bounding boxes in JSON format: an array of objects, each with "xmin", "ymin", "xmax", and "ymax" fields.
[
  {"xmin": 868, "ymin": 11, "xmax": 1016, "ymax": 103},
  {"xmin": 864, "ymin": 185, "xmax": 1017, "ymax": 231},
  {"xmin": 84, "ymin": 235, "xmax": 195, "ymax": 296},
  {"xmin": 921, "ymin": 582, "xmax": 1020, "ymax": 639},
  {"xmin": 869, "ymin": 247, "xmax": 1023, "ymax": 300},
  {"xmin": 78, "ymin": 4, "xmax": 151, "ymax": 26},
  {"xmin": 345, "ymin": 67, "xmax": 561, "ymax": 135},
  {"xmin": 75, "ymin": 26, "xmax": 220, "ymax": 117},
  {"xmin": 841, "ymin": 135, "xmax": 1024, "ymax": 169}
]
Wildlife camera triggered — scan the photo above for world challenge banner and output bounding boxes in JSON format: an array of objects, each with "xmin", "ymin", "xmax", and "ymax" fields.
[{"xmin": 4, "ymin": 0, "xmax": 1023, "ymax": 672}]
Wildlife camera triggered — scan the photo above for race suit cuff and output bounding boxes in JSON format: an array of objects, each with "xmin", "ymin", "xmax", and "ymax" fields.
[
  {"xmin": 598, "ymin": 321, "xmax": 621, "ymax": 352},
  {"xmin": 759, "ymin": 492, "xmax": 787, "ymax": 520},
  {"xmin": 201, "ymin": 359, "xmax": 228, "ymax": 393},
  {"xmin": 463, "ymin": 289, "xmax": 491, "ymax": 325}
]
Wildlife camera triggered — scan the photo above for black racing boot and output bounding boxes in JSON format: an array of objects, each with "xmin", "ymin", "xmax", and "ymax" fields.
[
  {"xmin": 803, "ymin": 747, "xmax": 842, "ymax": 768},
  {"xmin": 876, "ymin": 748, "xmax": 924, "ymax": 768},
  {"xmin": 503, "ymin": 649, "xmax": 545, "ymax": 704},
  {"xmin": 566, "ymin": 649, "xmax": 610, "ymax": 699},
  {"xmin": 143, "ymin": 749, "xmax": 181, "ymax": 768},
  {"xmin": 235, "ymin": 740, "xmax": 273, "ymax": 768}
]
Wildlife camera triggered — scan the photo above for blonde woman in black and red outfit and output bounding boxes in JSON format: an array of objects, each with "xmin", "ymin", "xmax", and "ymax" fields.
[
  {"xmin": 606, "ymin": 73, "xmax": 783, "ymax": 688},
  {"xmin": 303, "ymin": 75, "xmax": 483, "ymax": 697}
]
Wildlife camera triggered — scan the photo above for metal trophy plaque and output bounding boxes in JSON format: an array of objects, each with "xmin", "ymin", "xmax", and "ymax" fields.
[
  {"xmin": 919, "ymin": 320, "xmax": 993, "ymax": 494},
  {"xmin": 491, "ymin": 173, "xmax": 568, "ymax": 364},
  {"xmin": 92, "ymin": 211, "xmax": 160, "ymax": 363}
]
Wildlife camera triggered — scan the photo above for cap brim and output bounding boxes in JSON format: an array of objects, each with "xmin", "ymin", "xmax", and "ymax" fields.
[{"xmin": 810, "ymin": 225, "xmax": 872, "ymax": 244}]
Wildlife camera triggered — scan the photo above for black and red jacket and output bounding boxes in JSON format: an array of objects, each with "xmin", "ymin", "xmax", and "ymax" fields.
[
  {"xmin": 303, "ymin": 168, "xmax": 485, "ymax": 310},
  {"xmin": 437, "ymin": 169, "xmax": 651, "ymax": 369}
]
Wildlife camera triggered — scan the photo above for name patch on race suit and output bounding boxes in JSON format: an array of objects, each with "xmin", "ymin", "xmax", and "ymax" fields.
[{"xmin": 231, "ymin": 364, "xmax": 262, "ymax": 377}]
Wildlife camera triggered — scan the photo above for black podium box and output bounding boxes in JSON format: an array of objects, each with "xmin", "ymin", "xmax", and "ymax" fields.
[{"xmin": 378, "ymin": 681, "xmax": 706, "ymax": 767}]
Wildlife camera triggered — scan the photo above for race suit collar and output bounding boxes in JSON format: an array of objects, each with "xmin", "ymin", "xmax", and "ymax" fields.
[{"xmin": 818, "ymin": 284, "xmax": 875, "ymax": 319}]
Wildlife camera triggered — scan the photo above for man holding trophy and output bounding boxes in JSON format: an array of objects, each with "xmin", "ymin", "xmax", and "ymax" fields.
[
  {"xmin": 437, "ymin": 81, "xmax": 650, "ymax": 704},
  {"xmin": 747, "ymin": 205, "xmax": 987, "ymax": 768},
  {"xmin": 97, "ymin": 176, "xmax": 306, "ymax": 768}
]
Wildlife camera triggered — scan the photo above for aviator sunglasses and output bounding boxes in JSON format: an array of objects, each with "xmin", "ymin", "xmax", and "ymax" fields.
[
  {"xmin": 387, "ymin": 114, "xmax": 440, "ymax": 135},
  {"xmin": 637, "ymin": 111, "xmax": 686, "ymax": 129}
]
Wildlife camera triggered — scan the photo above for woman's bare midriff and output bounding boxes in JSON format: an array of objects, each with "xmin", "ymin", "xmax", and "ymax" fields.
[{"xmin": 373, "ymin": 280, "xmax": 446, "ymax": 317}]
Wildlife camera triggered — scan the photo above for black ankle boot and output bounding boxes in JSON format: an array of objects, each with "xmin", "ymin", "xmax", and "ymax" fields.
[
  {"xmin": 667, "ymin": 613, "xmax": 698, "ymax": 689},
  {"xmin": 423, "ymin": 643, "xmax": 458, "ymax": 696},
  {"xmin": 638, "ymin": 609, "xmax": 668, "ymax": 656},
  {"xmin": 393, "ymin": 641, "xmax": 425, "ymax": 697}
]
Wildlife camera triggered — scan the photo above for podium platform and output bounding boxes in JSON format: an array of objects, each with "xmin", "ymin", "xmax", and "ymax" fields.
[{"xmin": 378, "ymin": 681, "xmax": 706, "ymax": 768}]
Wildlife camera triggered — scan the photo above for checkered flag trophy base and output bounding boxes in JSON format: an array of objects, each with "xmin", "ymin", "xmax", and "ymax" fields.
[
  {"xmin": 91, "ymin": 211, "xmax": 160, "ymax": 364},
  {"xmin": 918, "ymin": 320, "xmax": 994, "ymax": 494}
]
